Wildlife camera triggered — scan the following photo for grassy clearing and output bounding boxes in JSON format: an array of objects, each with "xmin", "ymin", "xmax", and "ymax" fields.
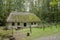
[
  {"xmin": 19, "ymin": 25, "xmax": 60, "ymax": 40},
  {"xmin": 0, "ymin": 29, "xmax": 16, "ymax": 37},
  {"xmin": 0, "ymin": 25, "xmax": 60, "ymax": 40}
]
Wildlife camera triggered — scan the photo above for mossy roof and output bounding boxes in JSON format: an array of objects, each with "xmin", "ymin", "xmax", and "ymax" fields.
[{"xmin": 7, "ymin": 11, "xmax": 40, "ymax": 22}]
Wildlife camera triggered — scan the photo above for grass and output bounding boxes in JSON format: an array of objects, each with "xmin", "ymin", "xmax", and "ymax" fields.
[
  {"xmin": 19, "ymin": 25, "xmax": 60, "ymax": 40},
  {"xmin": 0, "ymin": 29, "xmax": 16, "ymax": 37},
  {"xmin": 0, "ymin": 24, "xmax": 60, "ymax": 40}
]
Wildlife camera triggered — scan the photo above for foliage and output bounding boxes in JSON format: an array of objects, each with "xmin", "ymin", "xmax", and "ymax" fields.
[
  {"xmin": 0, "ymin": 0, "xmax": 60, "ymax": 25},
  {"xmin": 0, "ymin": 0, "xmax": 25, "ymax": 25},
  {"xmin": 0, "ymin": 0, "xmax": 3, "ymax": 25},
  {"xmin": 0, "ymin": 30, "xmax": 12, "ymax": 37}
]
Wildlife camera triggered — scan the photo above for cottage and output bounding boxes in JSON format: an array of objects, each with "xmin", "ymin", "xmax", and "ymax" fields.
[{"xmin": 6, "ymin": 11, "xmax": 40, "ymax": 29}]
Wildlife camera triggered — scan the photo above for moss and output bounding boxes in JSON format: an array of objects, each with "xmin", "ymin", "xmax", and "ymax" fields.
[{"xmin": 7, "ymin": 12, "xmax": 40, "ymax": 22}]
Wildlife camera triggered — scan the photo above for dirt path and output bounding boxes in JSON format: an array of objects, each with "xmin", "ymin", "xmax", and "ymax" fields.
[
  {"xmin": 13, "ymin": 31, "xmax": 60, "ymax": 40},
  {"xmin": 13, "ymin": 30, "xmax": 28, "ymax": 40},
  {"xmin": 34, "ymin": 33, "xmax": 60, "ymax": 40},
  {"xmin": 12, "ymin": 30, "xmax": 60, "ymax": 40}
]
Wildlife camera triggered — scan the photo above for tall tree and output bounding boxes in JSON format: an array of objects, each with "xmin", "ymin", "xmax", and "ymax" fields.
[
  {"xmin": 0, "ymin": 0, "xmax": 13, "ymax": 25},
  {"xmin": 0, "ymin": 0, "xmax": 3, "ymax": 25},
  {"xmin": 15, "ymin": 0, "xmax": 25, "ymax": 12}
]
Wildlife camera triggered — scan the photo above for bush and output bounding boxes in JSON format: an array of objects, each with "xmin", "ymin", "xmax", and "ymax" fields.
[{"xmin": 3, "ymin": 27, "xmax": 9, "ymax": 30}]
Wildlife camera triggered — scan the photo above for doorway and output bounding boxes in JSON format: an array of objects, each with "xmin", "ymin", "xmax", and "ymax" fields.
[{"xmin": 24, "ymin": 23, "xmax": 27, "ymax": 27}]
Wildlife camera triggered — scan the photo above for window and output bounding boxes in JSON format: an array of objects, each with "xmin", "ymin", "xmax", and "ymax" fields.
[
  {"xmin": 24, "ymin": 23, "xmax": 27, "ymax": 27},
  {"xmin": 31, "ymin": 22, "xmax": 36, "ymax": 25},
  {"xmin": 12, "ymin": 22, "xmax": 15, "ymax": 26},
  {"xmin": 31, "ymin": 22, "xmax": 33, "ymax": 25},
  {"xmin": 34, "ymin": 22, "xmax": 36, "ymax": 25},
  {"xmin": 17, "ymin": 22, "xmax": 20, "ymax": 25}
]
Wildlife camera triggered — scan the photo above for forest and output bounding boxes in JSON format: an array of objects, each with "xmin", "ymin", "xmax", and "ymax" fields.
[{"xmin": 0, "ymin": 0, "xmax": 60, "ymax": 26}]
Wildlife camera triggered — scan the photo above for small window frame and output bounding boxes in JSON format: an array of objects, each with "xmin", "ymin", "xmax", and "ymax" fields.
[
  {"xmin": 12, "ymin": 22, "xmax": 15, "ymax": 26},
  {"xmin": 31, "ymin": 22, "xmax": 33, "ymax": 25},
  {"xmin": 34, "ymin": 22, "xmax": 36, "ymax": 25},
  {"xmin": 17, "ymin": 22, "xmax": 20, "ymax": 26}
]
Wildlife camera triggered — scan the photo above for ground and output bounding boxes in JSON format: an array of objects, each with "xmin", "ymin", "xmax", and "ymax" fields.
[
  {"xmin": 0, "ymin": 24, "xmax": 60, "ymax": 40},
  {"xmin": 13, "ymin": 26, "xmax": 60, "ymax": 40},
  {"xmin": 34, "ymin": 33, "xmax": 60, "ymax": 40},
  {"xmin": 13, "ymin": 29, "xmax": 60, "ymax": 40}
]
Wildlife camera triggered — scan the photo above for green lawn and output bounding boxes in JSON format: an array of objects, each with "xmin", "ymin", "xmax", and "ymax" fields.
[
  {"xmin": 19, "ymin": 25, "xmax": 60, "ymax": 40},
  {"xmin": 0, "ymin": 25, "xmax": 60, "ymax": 40}
]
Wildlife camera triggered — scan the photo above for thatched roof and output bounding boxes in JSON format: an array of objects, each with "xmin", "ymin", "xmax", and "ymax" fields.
[{"xmin": 7, "ymin": 11, "xmax": 40, "ymax": 22}]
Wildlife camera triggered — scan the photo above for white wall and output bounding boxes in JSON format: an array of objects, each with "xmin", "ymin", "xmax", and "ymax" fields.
[{"xmin": 7, "ymin": 22, "xmax": 39, "ymax": 29}]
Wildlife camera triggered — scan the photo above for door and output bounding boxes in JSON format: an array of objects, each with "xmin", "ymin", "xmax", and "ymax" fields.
[{"xmin": 24, "ymin": 23, "xmax": 27, "ymax": 27}]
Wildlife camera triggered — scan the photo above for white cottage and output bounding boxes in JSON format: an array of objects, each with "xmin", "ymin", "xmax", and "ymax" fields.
[{"xmin": 6, "ymin": 11, "xmax": 40, "ymax": 29}]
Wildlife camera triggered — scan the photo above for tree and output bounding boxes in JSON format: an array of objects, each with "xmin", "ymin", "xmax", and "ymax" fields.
[
  {"xmin": 15, "ymin": 0, "xmax": 25, "ymax": 12},
  {"xmin": 30, "ymin": 0, "xmax": 41, "ymax": 18},
  {"xmin": 0, "ymin": 0, "xmax": 13, "ymax": 26},
  {"xmin": 0, "ymin": 0, "xmax": 4, "ymax": 25}
]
